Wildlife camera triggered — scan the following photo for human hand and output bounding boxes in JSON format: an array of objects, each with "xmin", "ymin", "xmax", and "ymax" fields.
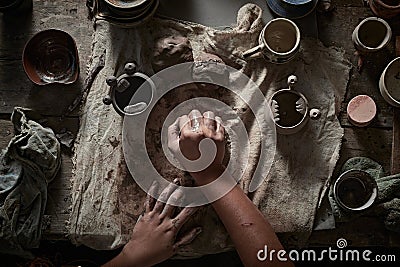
[
  {"xmin": 112, "ymin": 181, "xmax": 201, "ymax": 267},
  {"xmin": 168, "ymin": 110, "xmax": 226, "ymax": 185}
]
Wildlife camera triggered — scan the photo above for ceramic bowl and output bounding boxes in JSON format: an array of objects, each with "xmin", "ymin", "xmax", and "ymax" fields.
[
  {"xmin": 23, "ymin": 29, "xmax": 79, "ymax": 85},
  {"xmin": 369, "ymin": 0, "xmax": 400, "ymax": 19},
  {"xmin": 352, "ymin": 17, "xmax": 392, "ymax": 53},
  {"xmin": 266, "ymin": 0, "xmax": 319, "ymax": 19},
  {"xmin": 334, "ymin": 170, "xmax": 378, "ymax": 211}
]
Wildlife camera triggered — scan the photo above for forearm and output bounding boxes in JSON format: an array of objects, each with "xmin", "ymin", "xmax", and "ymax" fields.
[
  {"xmin": 102, "ymin": 241, "xmax": 150, "ymax": 267},
  {"xmin": 212, "ymin": 185, "xmax": 293, "ymax": 267},
  {"xmin": 193, "ymin": 169, "xmax": 293, "ymax": 267},
  {"xmin": 102, "ymin": 250, "xmax": 133, "ymax": 267}
]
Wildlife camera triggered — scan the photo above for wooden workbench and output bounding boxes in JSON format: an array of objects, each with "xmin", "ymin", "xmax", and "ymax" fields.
[{"xmin": 0, "ymin": 0, "xmax": 399, "ymax": 248}]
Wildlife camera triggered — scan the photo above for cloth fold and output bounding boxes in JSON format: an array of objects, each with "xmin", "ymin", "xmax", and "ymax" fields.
[
  {"xmin": 0, "ymin": 108, "xmax": 61, "ymax": 257},
  {"xmin": 329, "ymin": 157, "xmax": 400, "ymax": 233}
]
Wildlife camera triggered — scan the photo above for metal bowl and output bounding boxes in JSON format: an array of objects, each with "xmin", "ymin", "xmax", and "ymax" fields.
[{"xmin": 23, "ymin": 29, "xmax": 79, "ymax": 85}]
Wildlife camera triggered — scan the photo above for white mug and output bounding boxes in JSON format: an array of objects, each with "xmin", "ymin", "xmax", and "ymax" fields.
[{"xmin": 243, "ymin": 18, "xmax": 301, "ymax": 64}]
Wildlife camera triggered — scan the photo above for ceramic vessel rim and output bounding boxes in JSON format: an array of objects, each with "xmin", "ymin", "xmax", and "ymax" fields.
[
  {"xmin": 354, "ymin": 17, "xmax": 392, "ymax": 51},
  {"xmin": 22, "ymin": 29, "xmax": 79, "ymax": 85},
  {"xmin": 372, "ymin": 0, "xmax": 400, "ymax": 9},
  {"xmin": 380, "ymin": 57, "xmax": 400, "ymax": 106},
  {"xmin": 261, "ymin": 18, "xmax": 301, "ymax": 56},
  {"xmin": 333, "ymin": 169, "xmax": 378, "ymax": 211}
]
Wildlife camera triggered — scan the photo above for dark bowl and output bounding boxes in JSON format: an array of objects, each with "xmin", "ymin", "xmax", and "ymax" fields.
[
  {"xmin": 266, "ymin": 0, "xmax": 318, "ymax": 19},
  {"xmin": 333, "ymin": 170, "xmax": 378, "ymax": 211},
  {"xmin": 23, "ymin": 29, "xmax": 79, "ymax": 85}
]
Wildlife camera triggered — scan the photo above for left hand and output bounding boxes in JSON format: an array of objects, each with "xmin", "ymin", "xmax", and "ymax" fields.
[{"xmin": 118, "ymin": 181, "xmax": 201, "ymax": 267}]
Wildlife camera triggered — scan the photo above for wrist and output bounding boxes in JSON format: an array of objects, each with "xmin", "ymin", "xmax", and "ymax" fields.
[
  {"xmin": 118, "ymin": 240, "xmax": 147, "ymax": 267},
  {"xmin": 190, "ymin": 164, "xmax": 226, "ymax": 186}
]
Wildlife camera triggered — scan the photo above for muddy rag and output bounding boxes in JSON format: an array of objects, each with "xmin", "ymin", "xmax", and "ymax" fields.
[
  {"xmin": 0, "ymin": 108, "xmax": 61, "ymax": 257},
  {"xmin": 329, "ymin": 157, "xmax": 400, "ymax": 233}
]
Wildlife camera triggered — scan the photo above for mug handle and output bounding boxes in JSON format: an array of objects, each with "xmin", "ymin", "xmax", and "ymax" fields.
[{"xmin": 242, "ymin": 44, "xmax": 264, "ymax": 59}]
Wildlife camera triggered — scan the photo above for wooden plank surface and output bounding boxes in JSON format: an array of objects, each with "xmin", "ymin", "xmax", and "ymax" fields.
[{"xmin": 0, "ymin": 0, "xmax": 92, "ymax": 116}]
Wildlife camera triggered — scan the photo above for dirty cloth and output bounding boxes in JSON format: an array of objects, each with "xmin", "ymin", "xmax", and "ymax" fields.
[
  {"xmin": 329, "ymin": 157, "xmax": 400, "ymax": 233},
  {"xmin": 0, "ymin": 108, "xmax": 61, "ymax": 257},
  {"xmin": 70, "ymin": 4, "xmax": 351, "ymax": 256}
]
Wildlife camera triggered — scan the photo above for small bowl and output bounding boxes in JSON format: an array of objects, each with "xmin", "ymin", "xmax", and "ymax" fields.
[
  {"xmin": 333, "ymin": 170, "xmax": 378, "ymax": 212},
  {"xmin": 23, "ymin": 29, "xmax": 79, "ymax": 85}
]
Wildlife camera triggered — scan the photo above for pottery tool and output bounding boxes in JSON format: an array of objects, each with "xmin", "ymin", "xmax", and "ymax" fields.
[{"xmin": 391, "ymin": 36, "xmax": 400, "ymax": 174}]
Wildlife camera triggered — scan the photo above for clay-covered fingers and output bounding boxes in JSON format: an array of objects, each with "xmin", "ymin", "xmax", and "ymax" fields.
[
  {"xmin": 168, "ymin": 117, "xmax": 181, "ymax": 152},
  {"xmin": 159, "ymin": 188, "xmax": 184, "ymax": 219},
  {"xmin": 173, "ymin": 227, "xmax": 202, "ymax": 251},
  {"xmin": 145, "ymin": 181, "xmax": 159, "ymax": 213},
  {"xmin": 153, "ymin": 183, "xmax": 178, "ymax": 214},
  {"xmin": 171, "ymin": 206, "xmax": 199, "ymax": 232},
  {"xmin": 178, "ymin": 115, "xmax": 190, "ymax": 136},
  {"xmin": 188, "ymin": 110, "xmax": 203, "ymax": 133},
  {"xmin": 214, "ymin": 116, "xmax": 225, "ymax": 141},
  {"xmin": 203, "ymin": 111, "xmax": 217, "ymax": 137}
]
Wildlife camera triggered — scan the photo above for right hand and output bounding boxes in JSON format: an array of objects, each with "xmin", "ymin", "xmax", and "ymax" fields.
[{"xmin": 168, "ymin": 110, "xmax": 226, "ymax": 185}]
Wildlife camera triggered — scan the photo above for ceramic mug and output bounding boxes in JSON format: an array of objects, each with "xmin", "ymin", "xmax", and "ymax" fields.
[
  {"xmin": 242, "ymin": 18, "xmax": 301, "ymax": 64},
  {"xmin": 352, "ymin": 17, "xmax": 392, "ymax": 54}
]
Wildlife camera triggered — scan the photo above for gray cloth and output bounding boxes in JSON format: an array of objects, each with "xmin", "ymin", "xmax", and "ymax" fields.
[
  {"xmin": 0, "ymin": 108, "xmax": 61, "ymax": 257},
  {"xmin": 329, "ymin": 157, "xmax": 400, "ymax": 233}
]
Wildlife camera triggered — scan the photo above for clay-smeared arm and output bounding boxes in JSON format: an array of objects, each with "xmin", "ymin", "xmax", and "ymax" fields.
[{"xmin": 168, "ymin": 110, "xmax": 294, "ymax": 267}]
